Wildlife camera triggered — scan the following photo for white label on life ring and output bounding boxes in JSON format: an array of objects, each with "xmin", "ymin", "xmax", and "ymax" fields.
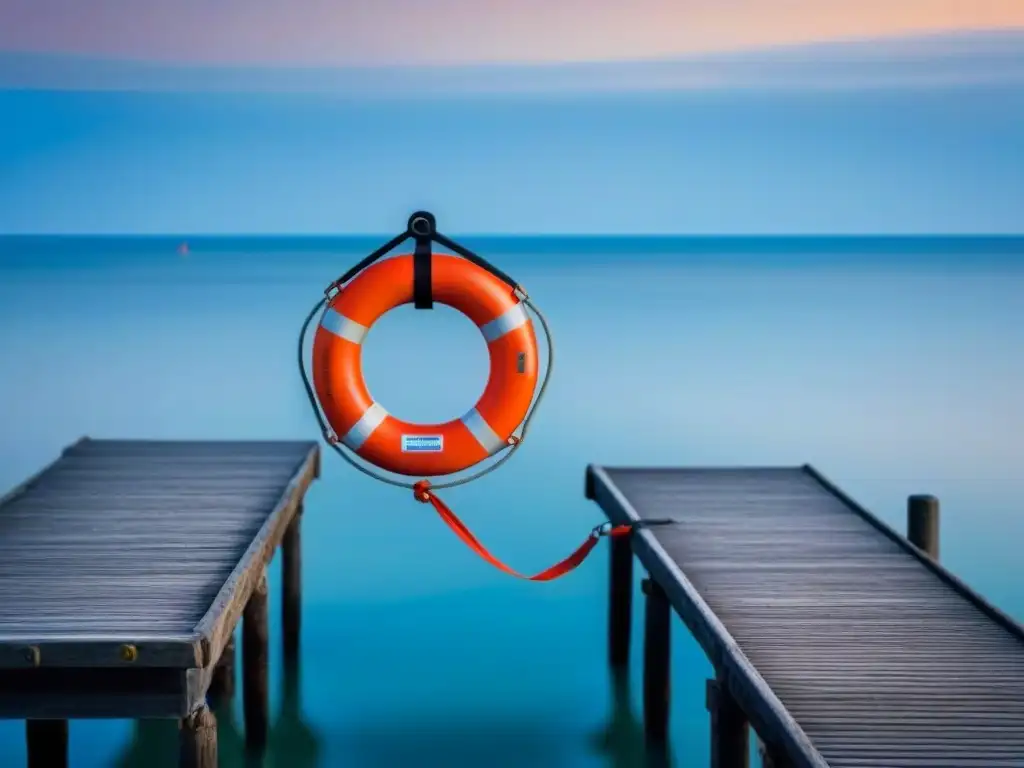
[{"xmin": 401, "ymin": 435, "xmax": 444, "ymax": 453}]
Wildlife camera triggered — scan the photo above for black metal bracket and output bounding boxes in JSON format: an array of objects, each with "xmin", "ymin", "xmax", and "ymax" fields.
[
  {"xmin": 325, "ymin": 210, "xmax": 521, "ymax": 302},
  {"xmin": 410, "ymin": 212, "xmax": 435, "ymax": 310}
]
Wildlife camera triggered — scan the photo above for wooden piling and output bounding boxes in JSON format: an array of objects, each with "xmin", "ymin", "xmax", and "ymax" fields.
[
  {"xmin": 208, "ymin": 635, "xmax": 236, "ymax": 707},
  {"xmin": 243, "ymin": 571, "xmax": 269, "ymax": 752},
  {"xmin": 283, "ymin": 506, "xmax": 303, "ymax": 668},
  {"xmin": 759, "ymin": 740, "xmax": 791, "ymax": 768},
  {"xmin": 26, "ymin": 719, "xmax": 68, "ymax": 768},
  {"xmin": 707, "ymin": 677, "xmax": 749, "ymax": 768},
  {"xmin": 585, "ymin": 465, "xmax": 1024, "ymax": 768},
  {"xmin": 179, "ymin": 705, "xmax": 217, "ymax": 768},
  {"xmin": 642, "ymin": 577, "xmax": 671, "ymax": 746},
  {"xmin": 907, "ymin": 494, "xmax": 940, "ymax": 560},
  {"xmin": 608, "ymin": 533, "xmax": 633, "ymax": 669}
]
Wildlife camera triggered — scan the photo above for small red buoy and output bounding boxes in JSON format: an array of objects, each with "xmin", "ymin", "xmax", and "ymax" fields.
[{"xmin": 177, "ymin": 242, "xmax": 190, "ymax": 256}]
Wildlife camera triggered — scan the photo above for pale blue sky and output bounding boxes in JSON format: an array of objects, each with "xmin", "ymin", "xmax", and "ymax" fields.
[{"xmin": 1, "ymin": 31, "xmax": 1022, "ymax": 234}]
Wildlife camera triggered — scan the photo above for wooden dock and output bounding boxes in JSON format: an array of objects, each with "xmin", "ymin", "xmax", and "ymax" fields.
[
  {"xmin": 586, "ymin": 464, "xmax": 1024, "ymax": 768},
  {"xmin": 0, "ymin": 438, "xmax": 320, "ymax": 768}
]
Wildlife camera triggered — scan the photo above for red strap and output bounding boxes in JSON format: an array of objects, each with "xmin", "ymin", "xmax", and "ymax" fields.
[{"xmin": 413, "ymin": 480, "xmax": 632, "ymax": 581}]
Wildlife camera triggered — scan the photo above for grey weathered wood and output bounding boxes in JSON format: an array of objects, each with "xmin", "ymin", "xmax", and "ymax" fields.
[
  {"xmin": 179, "ymin": 704, "xmax": 217, "ymax": 768},
  {"xmin": 0, "ymin": 665, "xmax": 190, "ymax": 719},
  {"xmin": 283, "ymin": 508, "xmax": 302, "ymax": 667},
  {"xmin": 586, "ymin": 464, "xmax": 1024, "ymax": 768},
  {"xmin": 0, "ymin": 439, "xmax": 318, "ymax": 721},
  {"xmin": 207, "ymin": 635, "xmax": 235, "ymax": 706},
  {"xmin": 907, "ymin": 494, "xmax": 940, "ymax": 560},
  {"xmin": 26, "ymin": 718, "xmax": 68, "ymax": 768},
  {"xmin": 642, "ymin": 577, "xmax": 670, "ymax": 746},
  {"xmin": 192, "ymin": 445, "xmax": 318, "ymax": 669},
  {"xmin": 0, "ymin": 636, "xmax": 201, "ymax": 669},
  {"xmin": 242, "ymin": 571, "xmax": 269, "ymax": 752},
  {"xmin": 0, "ymin": 437, "xmax": 88, "ymax": 510},
  {"xmin": 608, "ymin": 533, "xmax": 633, "ymax": 669},
  {"xmin": 805, "ymin": 465, "xmax": 1023, "ymax": 643},
  {"xmin": 0, "ymin": 638, "xmax": 201, "ymax": 671},
  {"xmin": 708, "ymin": 677, "xmax": 749, "ymax": 768}
]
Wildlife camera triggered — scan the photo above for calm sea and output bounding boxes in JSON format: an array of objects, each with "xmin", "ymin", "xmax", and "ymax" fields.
[{"xmin": 0, "ymin": 236, "xmax": 1022, "ymax": 767}]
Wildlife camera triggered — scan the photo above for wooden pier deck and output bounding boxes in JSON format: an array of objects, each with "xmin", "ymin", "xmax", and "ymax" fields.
[
  {"xmin": 0, "ymin": 438, "xmax": 320, "ymax": 767},
  {"xmin": 586, "ymin": 464, "xmax": 1024, "ymax": 768}
]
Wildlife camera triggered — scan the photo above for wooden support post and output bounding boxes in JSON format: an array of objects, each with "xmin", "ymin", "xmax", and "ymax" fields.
[
  {"xmin": 642, "ymin": 577, "xmax": 671, "ymax": 747},
  {"xmin": 243, "ymin": 571, "xmax": 269, "ymax": 752},
  {"xmin": 757, "ymin": 741, "xmax": 794, "ymax": 768},
  {"xmin": 608, "ymin": 532, "xmax": 633, "ymax": 669},
  {"xmin": 707, "ymin": 677, "xmax": 749, "ymax": 768},
  {"xmin": 208, "ymin": 635, "xmax": 236, "ymax": 707},
  {"xmin": 907, "ymin": 494, "xmax": 940, "ymax": 560},
  {"xmin": 759, "ymin": 739, "xmax": 792, "ymax": 768},
  {"xmin": 26, "ymin": 719, "xmax": 68, "ymax": 768},
  {"xmin": 179, "ymin": 705, "xmax": 217, "ymax": 768},
  {"xmin": 283, "ymin": 506, "xmax": 303, "ymax": 669}
]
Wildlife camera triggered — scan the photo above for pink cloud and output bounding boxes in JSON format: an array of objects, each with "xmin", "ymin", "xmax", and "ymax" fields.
[{"xmin": 1, "ymin": 0, "xmax": 1023, "ymax": 66}]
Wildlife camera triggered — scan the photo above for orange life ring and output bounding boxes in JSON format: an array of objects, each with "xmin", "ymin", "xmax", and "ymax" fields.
[{"xmin": 311, "ymin": 252, "xmax": 539, "ymax": 477}]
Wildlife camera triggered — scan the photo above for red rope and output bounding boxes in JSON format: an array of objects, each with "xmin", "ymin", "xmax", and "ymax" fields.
[{"xmin": 413, "ymin": 480, "xmax": 632, "ymax": 581}]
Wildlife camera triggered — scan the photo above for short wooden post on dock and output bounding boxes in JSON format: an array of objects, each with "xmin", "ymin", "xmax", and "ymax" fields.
[
  {"xmin": 243, "ymin": 571, "xmax": 270, "ymax": 752},
  {"xmin": 179, "ymin": 705, "xmax": 217, "ymax": 768},
  {"xmin": 283, "ymin": 506, "xmax": 303, "ymax": 668},
  {"xmin": 26, "ymin": 719, "xmax": 68, "ymax": 768},
  {"xmin": 608, "ymin": 533, "xmax": 633, "ymax": 669},
  {"xmin": 907, "ymin": 494, "xmax": 940, "ymax": 559},
  {"xmin": 707, "ymin": 677, "xmax": 749, "ymax": 768},
  {"xmin": 208, "ymin": 635, "xmax": 236, "ymax": 706},
  {"xmin": 642, "ymin": 577, "xmax": 671, "ymax": 747}
]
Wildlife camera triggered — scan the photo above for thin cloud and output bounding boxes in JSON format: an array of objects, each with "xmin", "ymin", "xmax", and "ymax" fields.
[{"xmin": 0, "ymin": 30, "xmax": 1022, "ymax": 94}]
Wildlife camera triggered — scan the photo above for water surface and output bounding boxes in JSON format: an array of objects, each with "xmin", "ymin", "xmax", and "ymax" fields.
[{"xmin": 0, "ymin": 236, "xmax": 1022, "ymax": 767}]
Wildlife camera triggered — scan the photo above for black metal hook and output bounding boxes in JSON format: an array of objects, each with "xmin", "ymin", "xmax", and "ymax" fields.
[{"xmin": 325, "ymin": 211, "xmax": 519, "ymax": 302}]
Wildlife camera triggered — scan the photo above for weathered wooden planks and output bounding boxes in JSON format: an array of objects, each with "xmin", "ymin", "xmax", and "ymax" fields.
[
  {"xmin": 0, "ymin": 438, "xmax": 319, "ymax": 720},
  {"xmin": 587, "ymin": 464, "xmax": 1024, "ymax": 768}
]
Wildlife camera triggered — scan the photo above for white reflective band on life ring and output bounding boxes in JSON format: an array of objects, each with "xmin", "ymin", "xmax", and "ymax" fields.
[
  {"xmin": 342, "ymin": 401, "xmax": 388, "ymax": 450},
  {"xmin": 461, "ymin": 408, "xmax": 506, "ymax": 455},
  {"xmin": 479, "ymin": 302, "xmax": 528, "ymax": 343},
  {"xmin": 320, "ymin": 307, "xmax": 368, "ymax": 345}
]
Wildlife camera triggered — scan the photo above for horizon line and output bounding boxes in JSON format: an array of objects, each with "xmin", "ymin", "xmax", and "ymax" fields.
[{"xmin": 3, "ymin": 233, "xmax": 1024, "ymax": 240}]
